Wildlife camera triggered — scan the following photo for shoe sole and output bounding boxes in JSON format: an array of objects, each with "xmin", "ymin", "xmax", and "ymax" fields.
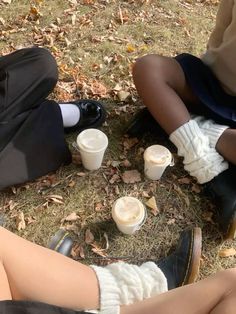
[
  {"xmin": 225, "ymin": 212, "xmax": 236, "ymax": 240},
  {"xmin": 182, "ymin": 227, "xmax": 202, "ymax": 285}
]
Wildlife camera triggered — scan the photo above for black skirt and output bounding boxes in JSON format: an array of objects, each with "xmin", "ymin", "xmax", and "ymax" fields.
[
  {"xmin": 0, "ymin": 300, "xmax": 92, "ymax": 314},
  {"xmin": 0, "ymin": 48, "xmax": 71, "ymax": 190},
  {"xmin": 175, "ymin": 53, "xmax": 236, "ymax": 128}
]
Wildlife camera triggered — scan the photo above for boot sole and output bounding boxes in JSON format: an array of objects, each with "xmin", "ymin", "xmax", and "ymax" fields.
[
  {"xmin": 225, "ymin": 212, "xmax": 236, "ymax": 240},
  {"xmin": 182, "ymin": 227, "xmax": 202, "ymax": 285}
]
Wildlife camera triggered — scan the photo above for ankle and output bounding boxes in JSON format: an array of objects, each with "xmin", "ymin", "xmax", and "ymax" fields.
[{"xmin": 59, "ymin": 103, "xmax": 80, "ymax": 128}]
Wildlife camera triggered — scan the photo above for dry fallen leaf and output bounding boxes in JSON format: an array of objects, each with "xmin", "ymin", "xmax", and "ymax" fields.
[
  {"xmin": 45, "ymin": 194, "xmax": 64, "ymax": 204},
  {"xmin": 191, "ymin": 184, "xmax": 201, "ymax": 193},
  {"xmin": 121, "ymin": 170, "xmax": 141, "ymax": 184},
  {"xmin": 109, "ymin": 174, "xmax": 120, "ymax": 184},
  {"xmin": 62, "ymin": 212, "xmax": 80, "ymax": 222},
  {"xmin": 178, "ymin": 177, "xmax": 191, "ymax": 184},
  {"xmin": 17, "ymin": 211, "xmax": 26, "ymax": 231},
  {"xmin": 71, "ymin": 244, "xmax": 85, "ymax": 259},
  {"xmin": 219, "ymin": 248, "xmax": 236, "ymax": 258},
  {"xmin": 85, "ymin": 228, "xmax": 94, "ymax": 244},
  {"xmin": 126, "ymin": 43, "xmax": 136, "ymax": 53},
  {"xmin": 145, "ymin": 196, "xmax": 159, "ymax": 216},
  {"xmin": 117, "ymin": 90, "xmax": 130, "ymax": 101},
  {"xmin": 91, "ymin": 242, "xmax": 108, "ymax": 257}
]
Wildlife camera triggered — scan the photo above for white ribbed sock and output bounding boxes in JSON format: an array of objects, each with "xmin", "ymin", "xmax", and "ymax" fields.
[
  {"xmin": 90, "ymin": 261, "xmax": 168, "ymax": 314},
  {"xmin": 59, "ymin": 103, "xmax": 80, "ymax": 127},
  {"xmin": 169, "ymin": 120, "xmax": 228, "ymax": 184},
  {"xmin": 191, "ymin": 115, "xmax": 229, "ymax": 148}
]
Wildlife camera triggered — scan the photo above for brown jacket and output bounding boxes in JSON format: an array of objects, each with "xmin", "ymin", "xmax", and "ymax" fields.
[{"xmin": 202, "ymin": 0, "xmax": 236, "ymax": 95}]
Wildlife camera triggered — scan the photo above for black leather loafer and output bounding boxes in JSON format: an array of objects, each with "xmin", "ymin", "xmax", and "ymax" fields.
[
  {"xmin": 205, "ymin": 167, "xmax": 236, "ymax": 239},
  {"xmin": 125, "ymin": 107, "xmax": 167, "ymax": 138},
  {"xmin": 156, "ymin": 227, "xmax": 202, "ymax": 290},
  {"xmin": 48, "ymin": 229, "xmax": 74, "ymax": 257},
  {"xmin": 63, "ymin": 99, "xmax": 106, "ymax": 134}
]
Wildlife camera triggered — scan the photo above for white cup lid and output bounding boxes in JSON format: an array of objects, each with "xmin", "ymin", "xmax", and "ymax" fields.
[
  {"xmin": 144, "ymin": 145, "xmax": 171, "ymax": 165},
  {"xmin": 77, "ymin": 129, "xmax": 108, "ymax": 152},
  {"xmin": 112, "ymin": 197, "xmax": 145, "ymax": 225}
]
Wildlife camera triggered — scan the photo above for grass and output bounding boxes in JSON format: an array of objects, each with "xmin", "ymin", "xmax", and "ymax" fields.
[{"xmin": 0, "ymin": 0, "xmax": 235, "ymax": 281}]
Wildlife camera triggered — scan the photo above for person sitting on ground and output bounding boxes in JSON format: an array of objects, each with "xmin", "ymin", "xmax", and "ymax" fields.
[
  {"xmin": 0, "ymin": 47, "xmax": 106, "ymax": 191},
  {"xmin": 0, "ymin": 226, "xmax": 234, "ymax": 314},
  {"xmin": 126, "ymin": 0, "xmax": 236, "ymax": 239}
]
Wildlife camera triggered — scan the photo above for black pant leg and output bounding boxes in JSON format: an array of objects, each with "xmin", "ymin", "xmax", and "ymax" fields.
[
  {"xmin": 0, "ymin": 47, "xmax": 58, "ymax": 121},
  {"xmin": 0, "ymin": 48, "xmax": 72, "ymax": 190}
]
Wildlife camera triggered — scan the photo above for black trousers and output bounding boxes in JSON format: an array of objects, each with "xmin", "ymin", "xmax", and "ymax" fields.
[
  {"xmin": 0, "ymin": 300, "xmax": 92, "ymax": 314},
  {"xmin": 0, "ymin": 48, "xmax": 72, "ymax": 190}
]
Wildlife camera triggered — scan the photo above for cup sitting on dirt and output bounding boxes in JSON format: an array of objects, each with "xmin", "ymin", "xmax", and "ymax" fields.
[
  {"xmin": 76, "ymin": 128, "xmax": 108, "ymax": 171},
  {"xmin": 144, "ymin": 145, "xmax": 174, "ymax": 180},
  {"xmin": 112, "ymin": 196, "xmax": 146, "ymax": 235}
]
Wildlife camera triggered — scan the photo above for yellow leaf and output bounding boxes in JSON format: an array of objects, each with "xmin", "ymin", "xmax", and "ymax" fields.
[
  {"xmin": 145, "ymin": 196, "xmax": 159, "ymax": 216},
  {"xmin": 219, "ymin": 248, "xmax": 236, "ymax": 258},
  {"xmin": 126, "ymin": 44, "xmax": 136, "ymax": 53}
]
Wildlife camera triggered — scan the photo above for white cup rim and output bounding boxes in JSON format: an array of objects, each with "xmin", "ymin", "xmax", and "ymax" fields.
[
  {"xmin": 144, "ymin": 144, "xmax": 173, "ymax": 166},
  {"xmin": 76, "ymin": 129, "xmax": 108, "ymax": 153},
  {"xmin": 112, "ymin": 197, "xmax": 146, "ymax": 226}
]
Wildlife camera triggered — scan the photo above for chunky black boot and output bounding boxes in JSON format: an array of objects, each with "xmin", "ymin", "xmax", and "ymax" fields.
[
  {"xmin": 48, "ymin": 229, "xmax": 74, "ymax": 257},
  {"xmin": 125, "ymin": 108, "xmax": 167, "ymax": 138},
  {"xmin": 205, "ymin": 167, "xmax": 236, "ymax": 239},
  {"xmin": 156, "ymin": 227, "xmax": 202, "ymax": 290}
]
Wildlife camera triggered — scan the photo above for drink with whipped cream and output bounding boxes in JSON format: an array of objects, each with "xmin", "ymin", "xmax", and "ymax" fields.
[
  {"xmin": 112, "ymin": 196, "xmax": 146, "ymax": 235},
  {"xmin": 144, "ymin": 145, "xmax": 173, "ymax": 180},
  {"xmin": 76, "ymin": 129, "xmax": 108, "ymax": 170}
]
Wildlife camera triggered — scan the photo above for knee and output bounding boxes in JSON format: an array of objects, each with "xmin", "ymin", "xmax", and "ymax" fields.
[
  {"xmin": 25, "ymin": 47, "xmax": 58, "ymax": 83},
  {"xmin": 34, "ymin": 48, "xmax": 58, "ymax": 82},
  {"xmin": 132, "ymin": 54, "xmax": 167, "ymax": 82},
  {"xmin": 217, "ymin": 268, "xmax": 236, "ymax": 290}
]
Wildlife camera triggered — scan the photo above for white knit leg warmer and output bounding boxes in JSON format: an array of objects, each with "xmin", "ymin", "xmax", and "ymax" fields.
[
  {"xmin": 90, "ymin": 261, "xmax": 168, "ymax": 314},
  {"xmin": 169, "ymin": 120, "xmax": 228, "ymax": 184},
  {"xmin": 191, "ymin": 115, "xmax": 229, "ymax": 148}
]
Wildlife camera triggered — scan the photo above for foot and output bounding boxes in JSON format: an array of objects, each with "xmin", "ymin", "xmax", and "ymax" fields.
[
  {"xmin": 156, "ymin": 227, "xmax": 202, "ymax": 290},
  {"xmin": 62, "ymin": 99, "xmax": 106, "ymax": 133},
  {"xmin": 205, "ymin": 167, "xmax": 236, "ymax": 239},
  {"xmin": 48, "ymin": 229, "xmax": 74, "ymax": 256},
  {"xmin": 125, "ymin": 107, "xmax": 166, "ymax": 138}
]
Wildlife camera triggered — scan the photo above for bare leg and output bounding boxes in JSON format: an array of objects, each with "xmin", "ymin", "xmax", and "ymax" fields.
[
  {"xmin": 0, "ymin": 227, "xmax": 235, "ymax": 314},
  {"xmin": 133, "ymin": 54, "xmax": 236, "ymax": 165},
  {"xmin": 132, "ymin": 54, "xmax": 198, "ymax": 134},
  {"xmin": 0, "ymin": 263, "xmax": 12, "ymax": 300},
  {"xmin": 216, "ymin": 128, "xmax": 236, "ymax": 165},
  {"xmin": 0, "ymin": 227, "xmax": 99, "ymax": 310},
  {"xmin": 120, "ymin": 268, "xmax": 236, "ymax": 314}
]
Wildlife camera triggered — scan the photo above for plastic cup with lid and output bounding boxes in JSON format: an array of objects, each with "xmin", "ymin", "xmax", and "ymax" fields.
[
  {"xmin": 112, "ymin": 196, "xmax": 146, "ymax": 235},
  {"xmin": 76, "ymin": 129, "xmax": 108, "ymax": 171},
  {"xmin": 144, "ymin": 145, "xmax": 174, "ymax": 180}
]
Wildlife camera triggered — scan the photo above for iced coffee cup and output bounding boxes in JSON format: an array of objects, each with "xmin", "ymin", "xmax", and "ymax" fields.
[
  {"xmin": 76, "ymin": 129, "xmax": 108, "ymax": 171},
  {"xmin": 112, "ymin": 196, "xmax": 146, "ymax": 235},
  {"xmin": 144, "ymin": 145, "xmax": 173, "ymax": 180}
]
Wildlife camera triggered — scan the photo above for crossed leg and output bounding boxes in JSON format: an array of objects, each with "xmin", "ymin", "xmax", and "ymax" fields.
[{"xmin": 0, "ymin": 227, "xmax": 234, "ymax": 314}]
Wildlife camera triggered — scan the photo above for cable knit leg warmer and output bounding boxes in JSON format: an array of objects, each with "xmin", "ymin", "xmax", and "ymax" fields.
[
  {"xmin": 90, "ymin": 261, "xmax": 168, "ymax": 314},
  {"xmin": 169, "ymin": 120, "xmax": 228, "ymax": 184},
  {"xmin": 191, "ymin": 115, "xmax": 229, "ymax": 148}
]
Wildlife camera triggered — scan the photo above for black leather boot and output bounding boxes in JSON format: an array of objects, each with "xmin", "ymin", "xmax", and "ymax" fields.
[
  {"xmin": 48, "ymin": 229, "xmax": 74, "ymax": 257},
  {"xmin": 205, "ymin": 167, "xmax": 236, "ymax": 239},
  {"xmin": 156, "ymin": 227, "xmax": 202, "ymax": 290},
  {"xmin": 125, "ymin": 108, "xmax": 167, "ymax": 138}
]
